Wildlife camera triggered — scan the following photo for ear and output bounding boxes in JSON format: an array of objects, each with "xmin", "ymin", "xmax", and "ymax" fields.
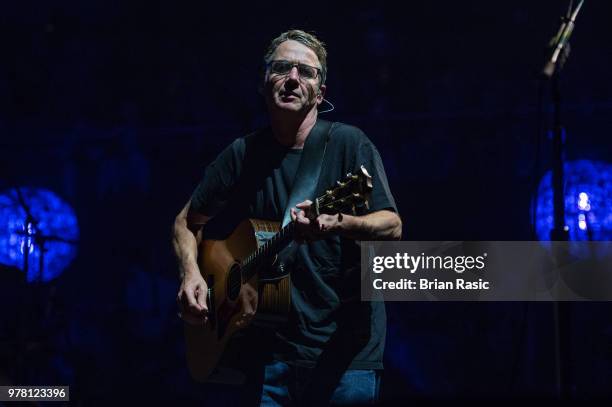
[{"xmin": 316, "ymin": 84, "xmax": 326, "ymax": 105}]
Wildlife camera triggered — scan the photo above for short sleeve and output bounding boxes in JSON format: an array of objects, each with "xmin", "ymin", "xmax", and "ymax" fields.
[
  {"xmin": 355, "ymin": 136, "xmax": 398, "ymax": 214},
  {"xmin": 190, "ymin": 138, "xmax": 244, "ymax": 217}
]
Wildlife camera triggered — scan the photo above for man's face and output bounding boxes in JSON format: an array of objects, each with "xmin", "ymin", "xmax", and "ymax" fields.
[{"xmin": 263, "ymin": 40, "xmax": 326, "ymax": 114}]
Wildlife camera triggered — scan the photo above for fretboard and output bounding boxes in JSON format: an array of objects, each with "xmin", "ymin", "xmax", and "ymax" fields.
[{"xmin": 239, "ymin": 221, "xmax": 296, "ymax": 282}]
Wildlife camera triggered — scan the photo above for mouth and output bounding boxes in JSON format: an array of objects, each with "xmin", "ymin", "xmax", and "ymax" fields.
[{"xmin": 280, "ymin": 91, "xmax": 299, "ymax": 100}]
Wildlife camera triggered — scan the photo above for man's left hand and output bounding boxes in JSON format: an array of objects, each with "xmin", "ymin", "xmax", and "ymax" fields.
[{"xmin": 290, "ymin": 200, "xmax": 341, "ymax": 241}]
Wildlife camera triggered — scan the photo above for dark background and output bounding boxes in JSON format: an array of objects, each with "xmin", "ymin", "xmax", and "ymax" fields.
[{"xmin": 1, "ymin": 1, "xmax": 611, "ymax": 404}]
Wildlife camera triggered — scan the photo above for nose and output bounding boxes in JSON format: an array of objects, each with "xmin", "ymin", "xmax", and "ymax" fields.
[{"xmin": 287, "ymin": 66, "xmax": 300, "ymax": 81}]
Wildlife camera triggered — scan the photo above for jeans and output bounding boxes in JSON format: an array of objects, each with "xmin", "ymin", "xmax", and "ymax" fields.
[{"xmin": 260, "ymin": 360, "xmax": 381, "ymax": 406}]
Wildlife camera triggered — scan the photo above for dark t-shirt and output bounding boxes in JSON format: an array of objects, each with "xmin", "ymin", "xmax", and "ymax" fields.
[{"xmin": 190, "ymin": 119, "xmax": 398, "ymax": 370}]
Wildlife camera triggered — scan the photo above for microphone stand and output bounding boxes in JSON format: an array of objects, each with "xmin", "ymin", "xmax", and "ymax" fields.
[{"xmin": 539, "ymin": 0, "xmax": 585, "ymax": 400}]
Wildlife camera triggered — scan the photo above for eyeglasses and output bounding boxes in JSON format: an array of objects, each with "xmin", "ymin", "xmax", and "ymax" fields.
[{"xmin": 267, "ymin": 60, "xmax": 321, "ymax": 80}]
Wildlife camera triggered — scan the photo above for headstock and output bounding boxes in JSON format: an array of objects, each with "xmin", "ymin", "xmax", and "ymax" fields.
[{"xmin": 313, "ymin": 165, "xmax": 373, "ymax": 217}]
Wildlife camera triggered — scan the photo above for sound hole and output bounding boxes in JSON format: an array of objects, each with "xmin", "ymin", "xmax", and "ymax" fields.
[{"xmin": 227, "ymin": 263, "xmax": 242, "ymax": 301}]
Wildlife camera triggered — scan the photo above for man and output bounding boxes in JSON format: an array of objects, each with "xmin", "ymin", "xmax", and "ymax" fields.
[{"xmin": 173, "ymin": 30, "xmax": 401, "ymax": 405}]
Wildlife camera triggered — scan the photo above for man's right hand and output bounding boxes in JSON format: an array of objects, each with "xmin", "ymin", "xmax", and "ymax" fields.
[{"xmin": 177, "ymin": 270, "xmax": 209, "ymax": 325}]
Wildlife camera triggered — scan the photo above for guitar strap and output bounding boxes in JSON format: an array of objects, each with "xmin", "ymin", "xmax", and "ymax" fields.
[
  {"xmin": 281, "ymin": 119, "xmax": 335, "ymax": 227},
  {"xmin": 254, "ymin": 119, "xmax": 335, "ymax": 281}
]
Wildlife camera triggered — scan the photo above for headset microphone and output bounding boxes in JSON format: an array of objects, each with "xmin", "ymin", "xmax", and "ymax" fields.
[{"xmin": 318, "ymin": 97, "xmax": 335, "ymax": 114}]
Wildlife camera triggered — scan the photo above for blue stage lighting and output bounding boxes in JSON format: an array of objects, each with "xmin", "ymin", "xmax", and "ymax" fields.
[
  {"xmin": 0, "ymin": 188, "xmax": 79, "ymax": 282},
  {"xmin": 534, "ymin": 160, "xmax": 612, "ymax": 241}
]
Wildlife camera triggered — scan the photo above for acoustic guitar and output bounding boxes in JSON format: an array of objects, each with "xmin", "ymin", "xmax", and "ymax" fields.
[{"xmin": 184, "ymin": 166, "xmax": 372, "ymax": 383}]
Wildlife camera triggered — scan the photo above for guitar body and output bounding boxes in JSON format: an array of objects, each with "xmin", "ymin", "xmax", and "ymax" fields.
[{"xmin": 184, "ymin": 218, "xmax": 291, "ymax": 383}]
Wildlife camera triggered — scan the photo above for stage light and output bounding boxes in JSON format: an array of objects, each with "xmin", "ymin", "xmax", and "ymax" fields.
[
  {"xmin": 534, "ymin": 160, "xmax": 612, "ymax": 241},
  {"xmin": 0, "ymin": 188, "xmax": 79, "ymax": 282},
  {"xmin": 577, "ymin": 192, "xmax": 591, "ymax": 211},
  {"xmin": 578, "ymin": 214, "xmax": 587, "ymax": 231}
]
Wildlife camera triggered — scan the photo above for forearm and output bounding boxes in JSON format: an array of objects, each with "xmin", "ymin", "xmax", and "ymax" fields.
[
  {"xmin": 335, "ymin": 210, "xmax": 402, "ymax": 241},
  {"xmin": 172, "ymin": 202, "xmax": 208, "ymax": 279},
  {"xmin": 173, "ymin": 223, "xmax": 199, "ymax": 279}
]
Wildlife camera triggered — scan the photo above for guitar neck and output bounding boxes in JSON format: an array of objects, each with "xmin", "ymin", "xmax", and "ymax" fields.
[
  {"xmin": 237, "ymin": 165, "xmax": 372, "ymax": 282},
  {"xmin": 240, "ymin": 221, "xmax": 296, "ymax": 282}
]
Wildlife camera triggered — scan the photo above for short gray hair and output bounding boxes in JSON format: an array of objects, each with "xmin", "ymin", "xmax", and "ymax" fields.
[{"xmin": 264, "ymin": 29, "xmax": 328, "ymax": 85}]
